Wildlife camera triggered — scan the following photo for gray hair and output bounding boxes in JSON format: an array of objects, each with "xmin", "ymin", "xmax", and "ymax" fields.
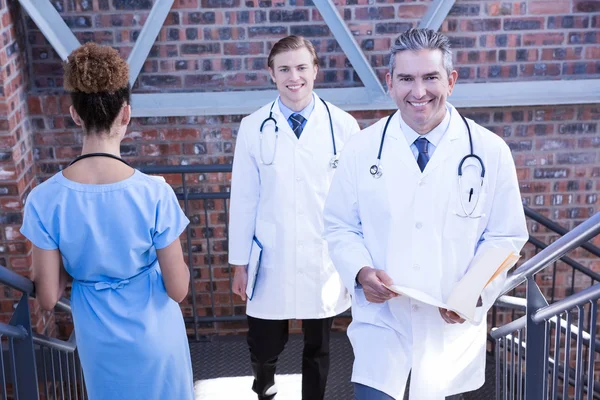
[{"xmin": 388, "ymin": 28, "xmax": 454, "ymax": 76}]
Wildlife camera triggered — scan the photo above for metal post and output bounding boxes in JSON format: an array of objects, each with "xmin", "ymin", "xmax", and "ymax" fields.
[
  {"xmin": 7, "ymin": 295, "xmax": 39, "ymax": 400},
  {"xmin": 524, "ymin": 278, "xmax": 549, "ymax": 399}
]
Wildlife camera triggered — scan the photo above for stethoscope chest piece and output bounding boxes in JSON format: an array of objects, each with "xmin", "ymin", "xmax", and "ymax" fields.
[{"xmin": 370, "ymin": 164, "xmax": 383, "ymax": 179}]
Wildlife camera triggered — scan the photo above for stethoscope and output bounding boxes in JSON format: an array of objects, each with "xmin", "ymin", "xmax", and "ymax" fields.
[
  {"xmin": 369, "ymin": 112, "xmax": 486, "ymax": 218},
  {"xmin": 259, "ymin": 98, "xmax": 338, "ymax": 169},
  {"xmin": 69, "ymin": 153, "xmax": 131, "ymax": 167}
]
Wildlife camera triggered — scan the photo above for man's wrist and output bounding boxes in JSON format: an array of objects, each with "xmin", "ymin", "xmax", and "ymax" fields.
[{"xmin": 355, "ymin": 266, "xmax": 372, "ymax": 286}]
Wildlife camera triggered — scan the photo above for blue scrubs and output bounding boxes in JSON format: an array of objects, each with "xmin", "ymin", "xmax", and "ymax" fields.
[{"xmin": 21, "ymin": 170, "xmax": 194, "ymax": 400}]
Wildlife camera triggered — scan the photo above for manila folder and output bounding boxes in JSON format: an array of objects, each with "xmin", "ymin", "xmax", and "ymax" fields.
[{"xmin": 384, "ymin": 247, "xmax": 520, "ymax": 322}]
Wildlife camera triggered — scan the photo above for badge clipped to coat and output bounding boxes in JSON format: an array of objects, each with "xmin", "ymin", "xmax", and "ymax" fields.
[{"xmin": 245, "ymin": 236, "xmax": 263, "ymax": 300}]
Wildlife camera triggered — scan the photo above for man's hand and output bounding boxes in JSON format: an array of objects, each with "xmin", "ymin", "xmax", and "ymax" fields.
[
  {"xmin": 439, "ymin": 308, "xmax": 466, "ymax": 324},
  {"xmin": 232, "ymin": 265, "xmax": 248, "ymax": 301},
  {"xmin": 356, "ymin": 267, "xmax": 398, "ymax": 303}
]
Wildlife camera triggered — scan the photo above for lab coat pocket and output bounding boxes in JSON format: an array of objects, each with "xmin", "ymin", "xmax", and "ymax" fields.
[
  {"xmin": 352, "ymin": 287, "xmax": 390, "ymax": 326},
  {"xmin": 255, "ymin": 220, "xmax": 276, "ymax": 269},
  {"xmin": 443, "ymin": 190, "xmax": 487, "ymax": 240}
]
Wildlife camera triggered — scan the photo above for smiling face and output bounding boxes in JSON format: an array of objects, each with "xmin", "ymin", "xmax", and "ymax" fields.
[
  {"xmin": 386, "ymin": 49, "xmax": 458, "ymax": 134},
  {"xmin": 268, "ymin": 47, "xmax": 318, "ymax": 112}
]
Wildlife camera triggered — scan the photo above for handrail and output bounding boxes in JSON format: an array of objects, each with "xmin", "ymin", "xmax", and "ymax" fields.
[
  {"xmin": 528, "ymin": 236, "xmax": 600, "ymax": 282},
  {"xmin": 0, "ymin": 264, "xmax": 72, "ymax": 312},
  {"xmin": 495, "ymin": 295, "xmax": 526, "ymax": 310},
  {"xmin": 533, "ymin": 283, "xmax": 600, "ymax": 322},
  {"xmin": 0, "ymin": 322, "xmax": 28, "ymax": 339},
  {"xmin": 490, "ymin": 316, "xmax": 526, "ymax": 339},
  {"xmin": 0, "ymin": 264, "xmax": 34, "ymax": 295},
  {"xmin": 491, "ymin": 314, "xmax": 600, "ymax": 353},
  {"xmin": 502, "ymin": 212, "xmax": 600, "ymax": 295},
  {"xmin": 524, "ymin": 206, "xmax": 600, "ymax": 258},
  {"xmin": 32, "ymin": 332, "xmax": 76, "ymax": 352}
]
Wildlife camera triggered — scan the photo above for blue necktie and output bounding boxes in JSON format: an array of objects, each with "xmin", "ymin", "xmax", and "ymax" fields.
[
  {"xmin": 414, "ymin": 137, "xmax": 430, "ymax": 172},
  {"xmin": 289, "ymin": 113, "xmax": 306, "ymax": 138}
]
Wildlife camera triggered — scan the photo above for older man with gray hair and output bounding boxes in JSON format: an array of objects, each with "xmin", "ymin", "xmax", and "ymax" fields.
[{"xmin": 323, "ymin": 28, "xmax": 528, "ymax": 399}]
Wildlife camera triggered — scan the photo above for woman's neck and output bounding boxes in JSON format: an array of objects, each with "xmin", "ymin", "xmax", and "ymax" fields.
[{"xmin": 80, "ymin": 133, "xmax": 122, "ymax": 157}]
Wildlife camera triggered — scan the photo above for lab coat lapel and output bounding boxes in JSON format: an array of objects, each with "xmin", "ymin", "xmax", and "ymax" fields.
[
  {"xmin": 385, "ymin": 112, "xmax": 422, "ymax": 175},
  {"xmin": 420, "ymin": 107, "xmax": 465, "ymax": 179},
  {"xmin": 300, "ymin": 94, "xmax": 327, "ymax": 145}
]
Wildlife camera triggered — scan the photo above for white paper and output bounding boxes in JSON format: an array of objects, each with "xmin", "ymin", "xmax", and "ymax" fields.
[{"xmin": 383, "ymin": 247, "xmax": 519, "ymax": 323}]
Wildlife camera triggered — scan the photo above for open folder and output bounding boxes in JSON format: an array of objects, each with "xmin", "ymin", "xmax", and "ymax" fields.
[
  {"xmin": 383, "ymin": 247, "xmax": 521, "ymax": 323},
  {"xmin": 245, "ymin": 237, "xmax": 263, "ymax": 301}
]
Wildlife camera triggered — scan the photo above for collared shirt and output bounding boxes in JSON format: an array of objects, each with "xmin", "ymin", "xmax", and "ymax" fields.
[
  {"xmin": 400, "ymin": 105, "xmax": 452, "ymax": 160},
  {"xmin": 278, "ymin": 93, "xmax": 315, "ymax": 131}
]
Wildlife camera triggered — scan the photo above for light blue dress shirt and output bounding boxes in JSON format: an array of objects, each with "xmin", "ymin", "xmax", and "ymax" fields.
[
  {"xmin": 278, "ymin": 93, "xmax": 316, "ymax": 131},
  {"xmin": 400, "ymin": 105, "xmax": 452, "ymax": 160}
]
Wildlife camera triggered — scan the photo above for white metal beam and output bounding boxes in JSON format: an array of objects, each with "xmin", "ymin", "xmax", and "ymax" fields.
[
  {"xmin": 127, "ymin": 0, "xmax": 174, "ymax": 87},
  {"xmin": 18, "ymin": 0, "xmax": 79, "ymax": 61},
  {"xmin": 131, "ymin": 87, "xmax": 377, "ymax": 117},
  {"xmin": 419, "ymin": 0, "xmax": 456, "ymax": 31},
  {"xmin": 314, "ymin": 1, "xmax": 386, "ymax": 96},
  {"xmin": 131, "ymin": 79, "xmax": 600, "ymax": 117}
]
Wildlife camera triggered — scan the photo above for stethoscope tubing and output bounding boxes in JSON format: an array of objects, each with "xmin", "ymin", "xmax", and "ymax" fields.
[{"xmin": 259, "ymin": 97, "xmax": 337, "ymax": 168}]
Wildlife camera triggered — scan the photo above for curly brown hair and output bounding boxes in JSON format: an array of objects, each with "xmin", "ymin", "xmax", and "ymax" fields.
[
  {"xmin": 63, "ymin": 43, "xmax": 131, "ymax": 134},
  {"xmin": 64, "ymin": 42, "xmax": 129, "ymax": 93}
]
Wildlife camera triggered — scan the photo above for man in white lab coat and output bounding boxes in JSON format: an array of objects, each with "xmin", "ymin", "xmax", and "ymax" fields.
[
  {"xmin": 228, "ymin": 35, "xmax": 360, "ymax": 400},
  {"xmin": 323, "ymin": 29, "xmax": 528, "ymax": 399}
]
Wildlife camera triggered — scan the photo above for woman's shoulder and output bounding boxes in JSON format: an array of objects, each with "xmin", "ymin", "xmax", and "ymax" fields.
[
  {"xmin": 134, "ymin": 171, "xmax": 176, "ymax": 196},
  {"xmin": 26, "ymin": 173, "xmax": 62, "ymax": 203}
]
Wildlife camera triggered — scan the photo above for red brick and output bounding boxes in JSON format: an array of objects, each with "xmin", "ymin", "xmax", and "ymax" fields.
[
  {"xmin": 541, "ymin": 47, "xmax": 583, "ymax": 61},
  {"xmin": 528, "ymin": 0, "xmax": 571, "ymax": 14},
  {"xmin": 397, "ymin": 4, "xmax": 428, "ymax": 18},
  {"xmin": 27, "ymin": 97, "xmax": 42, "ymax": 115},
  {"xmin": 585, "ymin": 47, "xmax": 600, "ymax": 59},
  {"xmin": 172, "ymin": 0, "xmax": 199, "ymax": 8},
  {"xmin": 523, "ymin": 33, "xmax": 565, "ymax": 46},
  {"xmin": 355, "ymin": 6, "xmax": 395, "ymax": 20},
  {"xmin": 573, "ymin": 0, "xmax": 600, "ymax": 12}
]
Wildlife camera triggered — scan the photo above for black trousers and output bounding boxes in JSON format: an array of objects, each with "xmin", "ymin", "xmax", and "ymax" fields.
[{"xmin": 246, "ymin": 315, "xmax": 334, "ymax": 400}]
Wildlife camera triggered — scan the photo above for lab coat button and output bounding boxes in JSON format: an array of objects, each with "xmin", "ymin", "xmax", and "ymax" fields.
[
  {"xmin": 415, "ymin": 222, "xmax": 423, "ymax": 229},
  {"xmin": 412, "ymin": 304, "xmax": 419, "ymax": 312},
  {"xmin": 296, "ymin": 177, "xmax": 301, "ymax": 182},
  {"xmin": 413, "ymin": 264, "xmax": 420, "ymax": 270},
  {"xmin": 418, "ymin": 180, "xmax": 424, "ymax": 186}
]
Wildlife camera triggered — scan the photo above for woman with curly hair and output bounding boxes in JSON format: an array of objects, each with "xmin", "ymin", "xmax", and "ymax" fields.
[{"xmin": 20, "ymin": 42, "xmax": 194, "ymax": 399}]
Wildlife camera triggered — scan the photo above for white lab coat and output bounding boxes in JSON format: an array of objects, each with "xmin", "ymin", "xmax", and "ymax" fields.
[
  {"xmin": 229, "ymin": 93, "xmax": 360, "ymax": 320},
  {"xmin": 323, "ymin": 104, "xmax": 528, "ymax": 399}
]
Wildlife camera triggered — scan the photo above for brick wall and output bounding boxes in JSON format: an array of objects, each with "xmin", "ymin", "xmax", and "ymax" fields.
[
  {"xmin": 24, "ymin": 0, "xmax": 599, "ymax": 92},
  {"xmin": 0, "ymin": 0, "xmax": 54, "ymax": 334},
  {"xmin": 5, "ymin": 0, "xmax": 600, "ymax": 335}
]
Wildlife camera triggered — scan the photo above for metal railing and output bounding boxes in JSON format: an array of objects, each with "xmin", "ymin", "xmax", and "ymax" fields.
[
  {"xmin": 0, "ymin": 265, "xmax": 86, "ymax": 400},
  {"xmin": 491, "ymin": 211, "xmax": 600, "ymax": 399},
  {"xmin": 140, "ymin": 164, "xmax": 236, "ymax": 341},
  {"xmin": 489, "ymin": 206, "xmax": 600, "ymax": 352}
]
